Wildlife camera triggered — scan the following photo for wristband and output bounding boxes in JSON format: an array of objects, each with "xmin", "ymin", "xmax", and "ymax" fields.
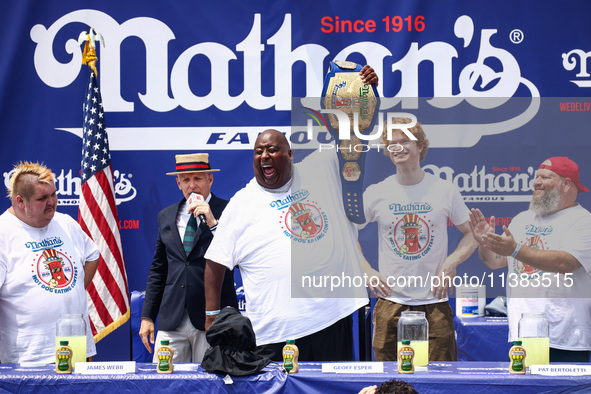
[
  {"xmin": 205, "ymin": 310, "xmax": 220, "ymax": 316},
  {"xmin": 511, "ymin": 243, "xmax": 522, "ymax": 258}
]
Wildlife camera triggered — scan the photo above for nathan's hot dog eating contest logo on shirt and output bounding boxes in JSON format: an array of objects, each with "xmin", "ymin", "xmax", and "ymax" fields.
[
  {"xmin": 31, "ymin": 248, "xmax": 78, "ymax": 293},
  {"xmin": 389, "ymin": 212, "xmax": 434, "ymax": 260},
  {"xmin": 514, "ymin": 235, "xmax": 546, "ymax": 276},
  {"xmin": 271, "ymin": 188, "xmax": 329, "ymax": 243}
]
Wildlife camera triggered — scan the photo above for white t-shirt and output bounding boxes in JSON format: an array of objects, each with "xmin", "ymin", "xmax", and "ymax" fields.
[
  {"xmin": 0, "ymin": 211, "xmax": 100, "ymax": 363},
  {"xmin": 206, "ymin": 150, "xmax": 367, "ymax": 345},
  {"xmin": 360, "ymin": 173, "xmax": 470, "ymax": 304},
  {"xmin": 506, "ymin": 205, "xmax": 591, "ymax": 350}
]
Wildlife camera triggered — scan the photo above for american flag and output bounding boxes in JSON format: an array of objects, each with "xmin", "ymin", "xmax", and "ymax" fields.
[{"xmin": 78, "ymin": 70, "xmax": 130, "ymax": 342}]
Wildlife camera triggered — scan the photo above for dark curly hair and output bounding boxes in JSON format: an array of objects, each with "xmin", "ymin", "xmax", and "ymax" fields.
[{"xmin": 375, "ymin": 378, "xmax": 418, "ymax": 394}]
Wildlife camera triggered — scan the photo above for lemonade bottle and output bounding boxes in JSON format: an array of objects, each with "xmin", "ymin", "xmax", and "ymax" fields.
[
  {"xmin": 56, "ymin": 314, "xmax": 87, "ymax": 367},
  {"xmin": 397, "ymin": 311, "xmax": 429, "ymax": 367},
  {"xmin": 518, "ymin": 313, "xmax": 549, "ymax": 367}
]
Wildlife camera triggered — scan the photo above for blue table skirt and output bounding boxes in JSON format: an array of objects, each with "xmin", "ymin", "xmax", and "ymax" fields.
[
  {"xmin": 2, "ymin": 361, "xmax": 590, "ymax": 394},
  {"xmin": 455, "ymin": 316, "xmax": 512, "ymax": 361}
]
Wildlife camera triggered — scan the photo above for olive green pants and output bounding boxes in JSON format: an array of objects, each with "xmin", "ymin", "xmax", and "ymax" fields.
[{"xmin": 372, "ymin": 298, "xmax": 457, "ymax": 361}]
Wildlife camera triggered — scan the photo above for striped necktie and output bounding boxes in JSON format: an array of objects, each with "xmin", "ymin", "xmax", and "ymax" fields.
[{"xmin": 183, "ymin": 214, "xmax": 198, "ymax": 255}]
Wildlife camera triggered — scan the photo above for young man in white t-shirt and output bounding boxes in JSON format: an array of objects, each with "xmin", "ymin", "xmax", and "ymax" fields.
[
  {"xmin": 0, "ymin": 162, "xmax": 99, "ymax": 364},
  {"xmin": 358, "ymin": 119, "xmax": 478, "ymax": 361},
  {"xmin": 470, "ymin": 156, "xmax": 591, "ymax": 362}
]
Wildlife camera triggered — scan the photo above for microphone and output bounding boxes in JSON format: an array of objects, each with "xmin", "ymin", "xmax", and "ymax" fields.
[{"xmin": 188, "ymin": 193, "xmax": 207, "ymax": 225}]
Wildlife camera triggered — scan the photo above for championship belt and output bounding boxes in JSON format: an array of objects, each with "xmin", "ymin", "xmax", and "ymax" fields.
[{"xmin": 321, "ymin": 60, "xmax": 379, "ymax": 224}]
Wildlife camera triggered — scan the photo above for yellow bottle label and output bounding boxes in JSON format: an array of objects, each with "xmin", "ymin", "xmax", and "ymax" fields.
[
  {"xmin": 510, "ymin": 347, "xmax": 526, "ymax": 372},
  {"xmin": 56, "ymin": 347, "xmax": 72, "ymax": 372},
  {"xmin": 399, "ymin": 346, "xmax": 414, "ymax": 372},
  {"xmin": 157, "ymin": 347, "xmax": 173, "ymax": 372},
  {"xmin": 283, "ymin": 346, "xmax": 295, "ymax": 371}
]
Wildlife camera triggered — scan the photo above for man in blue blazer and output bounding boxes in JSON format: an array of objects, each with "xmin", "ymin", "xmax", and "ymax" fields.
[{"xmin": 140, "ymin": 153, "xmax": 237, "ymax": 362}]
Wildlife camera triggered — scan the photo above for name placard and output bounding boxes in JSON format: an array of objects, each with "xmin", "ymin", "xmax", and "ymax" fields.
[
  {"xmin": 530, "ymin": 365, "xmax": 591, "ymax": 376},
  {"xmin": 322, "ymin": 362, "xmax": 384, "ymax": 374},
  {"xmin": 74, "ymin": 361, "xmax": 136, "ymax": 374}
]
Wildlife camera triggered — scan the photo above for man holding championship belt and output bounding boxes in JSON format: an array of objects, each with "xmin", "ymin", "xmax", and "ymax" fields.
[{"xmin": 205, "ymin": 64, "xmax": 378, "ymax": 362}]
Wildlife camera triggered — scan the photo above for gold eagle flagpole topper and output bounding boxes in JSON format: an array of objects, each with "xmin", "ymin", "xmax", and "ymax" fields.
[{"xmin": 77, "ymin": 27, "xmax": 105, "ymax": 75}]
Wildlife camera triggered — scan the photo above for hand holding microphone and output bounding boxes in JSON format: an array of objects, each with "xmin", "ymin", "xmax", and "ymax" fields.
[{"xmin": 188, "ymin": 192, "xmax": 207, "ymax": 225}]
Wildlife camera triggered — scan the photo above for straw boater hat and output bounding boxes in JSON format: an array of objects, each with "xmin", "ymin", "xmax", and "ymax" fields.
[{"xmin": 166, "ymin": 153, "xmax": 220, "ymax": 175}]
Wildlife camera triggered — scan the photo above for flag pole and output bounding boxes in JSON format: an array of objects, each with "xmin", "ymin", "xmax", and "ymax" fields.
[{"xmin": 77, "ymin": 29, "xmax": 130, "ymax": 343}]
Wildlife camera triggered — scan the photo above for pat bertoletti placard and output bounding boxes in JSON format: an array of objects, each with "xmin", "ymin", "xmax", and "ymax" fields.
[{"xmin": 530, "ymin": 365, "xmax": 591, "ymax": 376}]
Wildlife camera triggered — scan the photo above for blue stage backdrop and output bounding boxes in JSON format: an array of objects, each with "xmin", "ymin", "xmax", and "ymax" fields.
[{"xmin": 1, "ymin": 0, "xmax": 590, "ymax": 360}]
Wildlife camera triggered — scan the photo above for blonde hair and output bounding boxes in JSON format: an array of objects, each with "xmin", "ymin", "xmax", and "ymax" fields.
[
  {"xmin": 381, "ymin": 118, "xmax": 429, "ymax": 162},
  {"xmin": 7, "ymin": 161, "xmax": 55, "ymax": 203}
]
